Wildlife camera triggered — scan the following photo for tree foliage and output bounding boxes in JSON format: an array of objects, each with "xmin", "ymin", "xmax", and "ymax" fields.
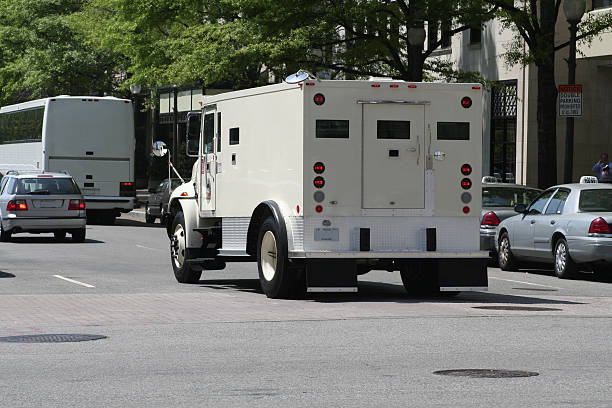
[{"xmin": 0, "ymin": 0, "xmax": 124, "ymax": 105}]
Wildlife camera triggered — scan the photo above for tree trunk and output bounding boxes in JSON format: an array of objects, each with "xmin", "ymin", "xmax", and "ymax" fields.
[{"xmin": 536, "ymin": 61, "xmax": 558, "ymax": 189}]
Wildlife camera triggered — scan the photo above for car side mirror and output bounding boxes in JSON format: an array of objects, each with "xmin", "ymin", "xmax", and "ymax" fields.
[
  {"xmin": 152, "ymin": 141, "xmax": 168, "ymax": 157},
  {"xmin": 514, "ymin": 204, "xmax": 527, "ymax": 214}
]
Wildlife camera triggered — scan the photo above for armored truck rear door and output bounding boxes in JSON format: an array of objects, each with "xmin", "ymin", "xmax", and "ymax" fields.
[{"xmin": 362, "ymin": 104, "xmax": 425, "ymax": 209}]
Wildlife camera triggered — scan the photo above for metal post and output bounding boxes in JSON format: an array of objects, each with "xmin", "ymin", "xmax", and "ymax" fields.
[
  {"xmin": 172, "ymin": 85, "xmax": 178, "ymax": 166},
  {"xmin": 563, "ymin": 22, "xmax": 578, "ymax": 184}
]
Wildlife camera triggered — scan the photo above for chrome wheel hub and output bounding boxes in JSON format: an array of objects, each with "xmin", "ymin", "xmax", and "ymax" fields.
[
  {"xmin": 171, "ymin": 223, "xmax": 186, "ymax": 268},
  {"xmin": 555, "ymin": 242, "xmax": 567, "ymax": 273}
]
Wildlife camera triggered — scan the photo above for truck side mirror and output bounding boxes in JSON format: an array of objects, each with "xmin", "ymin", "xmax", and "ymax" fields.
[
  {"xmin": 186, "ymin": 112, "xmax": 200, "ymax": 157},
  {"xmin": 152, "ymin": 141, "xmax": 168, "ymax": 157}
]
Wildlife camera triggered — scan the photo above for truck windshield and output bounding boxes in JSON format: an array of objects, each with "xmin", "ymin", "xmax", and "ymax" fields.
[
  {"xmin": 14, "ymin": 178, "xmax": 81, "ymax": 195},
  {"xmin": 579, "ymin": 189, "xmax": 612, "ymax": 212},
  {"xmin": 482, "ymin": 187, "xmax": 541, "ymax": 208}
]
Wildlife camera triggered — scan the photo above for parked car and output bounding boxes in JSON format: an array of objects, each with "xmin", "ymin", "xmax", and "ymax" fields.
[
  {"xmin": 495, "ymin": 181, "xmax": 612, "ymax": 278},
  {"xmin": 0, "ymin": 171, "xmax": 86, "ymax": 242},
  {"xmin": 480, "ymin": 180, "xmax": 542, "ymax": 254},
  {"xmin": 145, "ymin": 178, "xmax": 181, "ymax": 224}
]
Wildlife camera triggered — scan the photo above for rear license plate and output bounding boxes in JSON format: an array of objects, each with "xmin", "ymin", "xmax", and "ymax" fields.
[
  {"xmin": 314, "ymin": 228, "xmax": 339, "ymax": 241},
  {"xmin": 33, "ymin": 200, "xmax": 63, "ymax": 208}
]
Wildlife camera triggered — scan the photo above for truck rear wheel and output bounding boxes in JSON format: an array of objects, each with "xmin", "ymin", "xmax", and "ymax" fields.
[
  {"xmin": 257, "ymin": 216, "xmax": 299, "ymax": 299},
  {"xmin": 170, "ymin": 211, "xmax": 202, "ymax": 284}
]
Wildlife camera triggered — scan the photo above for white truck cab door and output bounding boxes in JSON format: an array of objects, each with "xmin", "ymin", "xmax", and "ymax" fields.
[
  {"xmin": 199, "ymin": 108, "xmax": 217, "ymax": 212},
  {"xmin": 362, "ymin": 104, "xmax": 425, "ymax": 209}
]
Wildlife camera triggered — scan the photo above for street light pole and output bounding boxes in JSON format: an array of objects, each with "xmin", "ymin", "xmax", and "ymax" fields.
[
  {"xmin": 563, "ymin": 0, "xmax": 585, "ymax": 184},
  {"xmin": 407, "ymin": 24, "xmax": 426, "ymax": 82}
]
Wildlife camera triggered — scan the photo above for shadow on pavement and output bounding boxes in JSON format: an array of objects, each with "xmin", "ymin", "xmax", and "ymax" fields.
[
  {"xmin": 196, "ymin": 278, "xmax": 584, "ymax": 305},
  {"xmin": 115, "ymin": 218, "xmax": 165, "ymax": 229},
  {"xmin": 7, "ymin": 236, "xmax": 104, "ymax": 244},
  {"xmin": 0, "ymin": 271, "xmax": 15, "ymax": 278},
  {"xmin": 518, "ymin": 267, "xmax": 612, "ymax": 284}
]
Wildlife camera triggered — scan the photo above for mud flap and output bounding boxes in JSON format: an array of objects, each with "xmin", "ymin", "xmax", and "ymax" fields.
[
  {"xmin": 306, "ymin": 260, "xmax": 358, "ymax": 293},
  {"xmin": 437, "ymin": 258, "xmax": 488, "ymax": 291}
]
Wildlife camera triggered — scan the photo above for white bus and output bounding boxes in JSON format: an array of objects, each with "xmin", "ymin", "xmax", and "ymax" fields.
[{"xmin": 0, "ymin": 96, "xmax": 135, "ymax": 223}]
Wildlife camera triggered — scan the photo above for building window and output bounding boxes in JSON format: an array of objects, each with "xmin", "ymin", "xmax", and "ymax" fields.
[
  {"xmin": 469, "ymin": 28, "xmax": 481, "ymax": 45},
  {"xmin": 490, "ymin": 80, "xmax": 518, "ymax": 183},
  {"xmin": 229, "ymin": 127, "xmax": 239, "ymax": 145},
  {"xmin": 593, "ymin": 0, "xmax": 612, "ymax": 10}
]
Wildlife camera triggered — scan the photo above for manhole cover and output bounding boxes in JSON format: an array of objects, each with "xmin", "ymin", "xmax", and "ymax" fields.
[
  {"xmin": 513, "ymin": 287, "xmax": 558, "ymax": 292},
  {"xmin": 472, "ymin": 306, "xmax": 562, "ymax": 311},
  {"xmin": 434, "ymin": 369, "xmax": 539, "ymax": 378},
  {"xmin": 0, "ymin": 334, "xmax": 106, "ymax": 343}
]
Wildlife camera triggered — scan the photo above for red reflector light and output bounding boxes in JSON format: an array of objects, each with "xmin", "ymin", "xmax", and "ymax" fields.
[
  {"xmin": 7, "ymin": 200, "xmax": 28, "ymax": 211},
  {"xmin": 120, "ymin": 181, "xmax": 136, "ymax": 197},
  {"xmin": 463, "ymin": 206, "xmax": 470, "ymax": 214},
  {"xmin": 37, "ymin": 174, "xmax": 53, "ymax": 178},
  {"xmin": 68, "ymin": 199, "xmax": 85, "ymax": 210},
  {"xmin": 481, "ymin": 211, "xmax": 500, "ymax": 226},
  {"xmin": 589, "ymin": 217, "xmax": 611, "ymax": 234},
  {"xmin": 315, "ymin": 205, "xmax": 323, "ymax": 213},
  {"xmin": 408, "ymin": 85, "xmax": 417, "ymax": 88},
  {"xmin": 461, "ymin": 96, "xmax": 472, "ymax": 108},
  {"xmin": 461, "ymin": 178, "xmax": 472, "ymax": 190},
  {"xmin": 313, "ymin": 93, "xmax": 325, "ymax": 105},
  {"xmin": 371, "ymin": 84, "xmax": 381, "ymax": 88},
  {"xmin": 313, "ymin": 162, "xmax": 325, "ymax": 174},
  {"xmin": 472, "ymin": 86, "xmax": 481, "ymax": 90},
  {"xmin": 390, "ymin": 84, "xmax": 399, "ymax": 88},
  {"xmin": 296, "ymin": 205, "xmax": 300, "ymax": 214},
  {"xmin": 461, "ymin": 164, "xmax": 472, "ymax": 176},
  {"xmin": 305, "ymin": 82, "xmax": 315, "ymax": 86},
  {"xmin": 313, "ymin": 176, "xmax": 325, "ymax": 188}
]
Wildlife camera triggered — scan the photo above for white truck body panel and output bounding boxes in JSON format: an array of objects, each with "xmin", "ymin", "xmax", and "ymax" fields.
[{"xmin": 0, "ymin": 96, "xmax": 135, "ymax": 211}]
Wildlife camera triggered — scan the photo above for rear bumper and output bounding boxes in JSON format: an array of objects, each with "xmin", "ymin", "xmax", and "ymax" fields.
[
  {"xmin": 84, "ymin": 196, "xmax": 134, "ymax": 211},
  {"xmin": 2, "ymin": 215, "xmax": 86, "ymax": 231},
  {"xmin": 480, "ymin": 228, "xmax": 496, "ymax": 251},
  {"xmin": 568, "ymin": 236, "xmax": 612, "ymax": 264}
]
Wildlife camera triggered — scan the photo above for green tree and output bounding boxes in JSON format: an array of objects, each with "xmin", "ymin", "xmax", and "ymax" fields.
[
  {"xmin": 0, "ymin": 0, "xmax": 123, "ymax": 105},
  {"xmin": 489, "ymin": 0, "xmax": 612, "ymax": 188}
]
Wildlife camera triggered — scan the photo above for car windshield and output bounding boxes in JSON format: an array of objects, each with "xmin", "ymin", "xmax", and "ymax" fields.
[
  {"xmin": 482, "ymin": 186, "xmax": 541, "ymax": 208},
  {"xmin": 579, "ymin": 189, "xmax": 612, "ymax": 212},
  {"xmin": 14, "ymin": 178, "xmax": 80, "ymax": 195}
]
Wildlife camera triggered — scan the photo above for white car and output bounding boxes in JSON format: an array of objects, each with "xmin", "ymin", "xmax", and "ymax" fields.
[{"xmin": 495, "ymin": 181, "xmax": 612, "ymax": 278}]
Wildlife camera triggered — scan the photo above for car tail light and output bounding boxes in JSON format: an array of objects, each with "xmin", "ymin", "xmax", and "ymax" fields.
[
  {"xmin": 68, "ymin": 199, "xmax": 85, "ymax": 210},
  {"xmin": 589, "ymin": 217, "xmax": 611, "ymax": 234},
  {"xmin": 120, "ymin": 181, "xmax": 136, "ymax": 197},
  {"xmin": 481, "ymin": 211, "xmax": 500, "ymax": 227},
  {"xmin": 461, "ymin": 178, "xmax": 472, "ymax": 189},
  {"xmin": 7, "ymin": 200, "xmax": 27, "ymax": 211},
  {"xmin": 313, "ymin": 162, "xmax": 325, "ymax": 174},
  {"xmin": 461, "ymin": 164, "xmax": 472, "ymax": 176},
  {"xmin": 313, "ymin": 176, "xmax": 325, "ymax": 188}
]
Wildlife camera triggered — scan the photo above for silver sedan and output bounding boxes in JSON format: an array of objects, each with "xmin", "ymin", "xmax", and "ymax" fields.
[{"xmin": 495, "ymin": 182, "xmax": 612, "ymax": 278}]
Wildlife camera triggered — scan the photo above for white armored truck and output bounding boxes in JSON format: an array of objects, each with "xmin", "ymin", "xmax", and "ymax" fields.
[{"xmin": 160, "ymin": 78, "xmax": 489, "ymax": 298}]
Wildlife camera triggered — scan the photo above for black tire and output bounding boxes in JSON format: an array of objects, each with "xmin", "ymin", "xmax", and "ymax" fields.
[
  {"xmin": 53, "ymin": 231, "xmax": 66, "ymax": 241},
  {"xmin": 145, "ymin": 211, "xmax": 156, "ymax": 224},
  {"xmin": 170, "ymin": 211, "xmax": 201, "ymax": 284},
  {"xmin": 257, "ymin": 216, "xmax": 302, "ymax": 299},
  {"xmin": 554, "ymin": 238, "xmax": 578, "ymax": 279},
  {"xmin": 0, "ymin": 224, "xmax": 12, "ymax": 242},
  {"xmin": 498, "ymin": 232, "xmax": 519, "ymax": 271},
  {"xmin": 399, "ymin": 261, "xmax": 440, "ymax": 296},
  {"xmin": 72, "ymin": 228, "xmax": 86, "ymax": 243}
]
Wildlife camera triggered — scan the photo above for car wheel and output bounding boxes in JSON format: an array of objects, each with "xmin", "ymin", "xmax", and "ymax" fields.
[
  {"xmin": 54, "ymin": 231, "xmax": 66, "ymax": 241},
  {"xmin": 498, "ymin": 232, "xmax": 519, "ymax": 271},
  {"xmin": 72, "ymin": 228, "xmax": 86, "ymax": 243},
  {"xmin": 0, "ymin": 224, "xmax": 12, "ymax": 242},
  {"xmin": 554, "ymin": 238, "xmax": 577, "ymax": 279},
  {"xmin": 257, "ymin": 216, "xmax": 303, "ymax": 299},
  {"xmin": 170, "ymin": 211, "xmax": 201, "ymax": 284}
]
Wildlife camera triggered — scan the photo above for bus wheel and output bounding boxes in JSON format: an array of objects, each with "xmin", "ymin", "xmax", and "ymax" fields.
[
  {"xmin": 170, "ymin": 211, "xmax": 201, "ymax": 284},
  {"xmin": 257, "ymin": 216, "xmax": 295, "ymax": 299}
]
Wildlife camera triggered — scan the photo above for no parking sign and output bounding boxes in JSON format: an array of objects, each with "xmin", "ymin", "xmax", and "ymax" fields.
[{"xmin": 558, "ymin": 84, "xmax": 582, "ymax": 117}]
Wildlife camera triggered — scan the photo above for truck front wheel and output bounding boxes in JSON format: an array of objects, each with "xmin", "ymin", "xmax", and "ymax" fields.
[
  {"xmin": 170, "ymin": 211, "xmax": 202, "ymax": 284},
  {"xmin": 257, "ymin": 216, "xmax": 298, "ymax": 299}
]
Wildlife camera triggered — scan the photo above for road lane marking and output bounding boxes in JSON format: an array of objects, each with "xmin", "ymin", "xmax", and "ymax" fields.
[
  {"xmin": 489, "ymin": 276, "xmax": 562, "ymax": 290},
  {"xmin": 136, "ymin": 244, "xmax": 165, "ymax": 252},
  {"xmin": 52, "ymin": 275, "xmax": 95, "ymax": 288}
]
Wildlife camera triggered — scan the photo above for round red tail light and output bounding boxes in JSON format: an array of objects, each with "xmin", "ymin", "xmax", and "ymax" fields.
[
  {"xmin": 462, "ymin": 206, "xmax": 470, "ymax": 214},
  {"xmin": 313, "ymin": 176, "xmax": 325, "ymax": 188},
  {"xmin": 481, "ymin": 211, "xmax": 500, "ymax": 226},
  {"xmin": 313, "ymin": 93, "xmax": 325, "ymax": 105},
  {"xmin": 461, "ymin": 96, "xmax": 472, "ymax": 108},
  {"xmin": 589, "ymin": 217, "xmax": 611, "ymax": 234},
  {"xmin": 461, "ymin": 164, "xmax": 472, "ymax": 175},
  {"xmin": 315, "ymin": 205, "xmax": 323, "ymax": 213},
  {"xmin": 313, "ymin": 162, "xmax": 325, "ymax": 174},
  {"xmin": 461, "ymin": 178, "xmax": 472, "ymax": 190}
]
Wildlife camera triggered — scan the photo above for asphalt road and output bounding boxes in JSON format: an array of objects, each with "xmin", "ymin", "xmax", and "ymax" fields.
[{"xmin": 0, "ymin": 212, "xmax": 611, "ymax": 407}]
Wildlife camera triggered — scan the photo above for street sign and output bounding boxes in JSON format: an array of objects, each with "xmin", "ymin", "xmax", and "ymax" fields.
[{"xmin": 558, "ymin": 84, "xmax": 582, "ymax": 117}]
